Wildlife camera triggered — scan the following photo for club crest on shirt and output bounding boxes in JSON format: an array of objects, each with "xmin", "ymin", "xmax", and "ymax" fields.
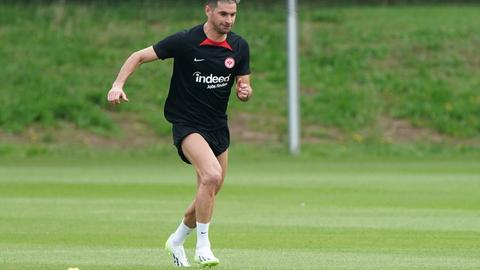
[{"xmin": 224, "ymin": 57, "xmax": 235, "ymax": 69}]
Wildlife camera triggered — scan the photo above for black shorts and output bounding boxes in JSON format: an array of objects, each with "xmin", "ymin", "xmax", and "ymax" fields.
[{"xmin": 172, "ymin": 124, "xmax": 230, "ymax": 164}]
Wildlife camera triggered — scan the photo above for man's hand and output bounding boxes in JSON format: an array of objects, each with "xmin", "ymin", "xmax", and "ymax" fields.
[
  {"xmin": 107, "ymin": 87, "xmax": 129, "ymax": 105},
  {"xmin": 236, "ymin": 78, "xmax": 251, "ymax": 102}
]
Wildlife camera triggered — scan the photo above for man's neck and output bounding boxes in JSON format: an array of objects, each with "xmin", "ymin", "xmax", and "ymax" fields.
[{"xmin": 203, "ymin": 23, "xmax": 227, "ymax": 42}]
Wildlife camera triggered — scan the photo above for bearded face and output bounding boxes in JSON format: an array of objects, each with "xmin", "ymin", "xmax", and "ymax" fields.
[{"xmin": 206, "ymin": 2, "xmax": 237, "ymax": 35}]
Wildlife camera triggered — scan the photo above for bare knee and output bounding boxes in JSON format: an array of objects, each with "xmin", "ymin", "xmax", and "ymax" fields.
[{"xmin": 199, "ymin": 169, "xmax": 222, "ymax": 191}]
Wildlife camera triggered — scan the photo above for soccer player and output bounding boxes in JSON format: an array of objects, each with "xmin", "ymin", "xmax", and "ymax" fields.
[{"xmin": 107, "ymin": 0, "xmax": 251, "ymax": 267}]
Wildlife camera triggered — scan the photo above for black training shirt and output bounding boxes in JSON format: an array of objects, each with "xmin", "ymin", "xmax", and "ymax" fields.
[{"xmin": 153, "ymin": 24, "xmax": 251, "ymax": 130}]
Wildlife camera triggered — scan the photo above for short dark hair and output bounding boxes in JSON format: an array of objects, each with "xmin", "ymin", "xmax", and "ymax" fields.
[{"xmin": 206, "ymin": 0, "xmax": 240, "ymax": 8}]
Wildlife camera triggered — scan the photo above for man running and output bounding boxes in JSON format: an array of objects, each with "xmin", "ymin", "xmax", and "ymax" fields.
[{"xmin": 107, "ymin": 0, "xmax": 251, "ymax": 267}]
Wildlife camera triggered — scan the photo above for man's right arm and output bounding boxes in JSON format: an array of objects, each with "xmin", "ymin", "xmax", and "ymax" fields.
[{"xmin": 107, "ymin": 46, "xmax": 158, "ymax": 105}]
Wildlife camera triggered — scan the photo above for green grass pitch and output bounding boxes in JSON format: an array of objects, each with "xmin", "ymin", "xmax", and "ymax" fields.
[{"xmin": 1, "ymin": 156, "xmax": 479, "ymax": 269}]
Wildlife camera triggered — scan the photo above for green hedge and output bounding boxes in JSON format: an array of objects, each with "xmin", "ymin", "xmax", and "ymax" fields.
[{"xmin": 0, "ymin": 3, "xmax": 479, "ymax": 139}]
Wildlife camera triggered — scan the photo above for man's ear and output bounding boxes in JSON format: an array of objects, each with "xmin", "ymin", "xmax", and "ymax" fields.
[{"xmin": 205, "ymin": 5, "xmax": 212, "ymax": 17}]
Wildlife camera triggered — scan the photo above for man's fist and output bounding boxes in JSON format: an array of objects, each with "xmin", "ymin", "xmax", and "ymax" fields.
[
  {"xmin": 107, "ymin": 87, "xmax": 129, "ymax": 105},
  {"xmin": 236, "ymin": 79, "xmax": 251, "ymax": 102}
]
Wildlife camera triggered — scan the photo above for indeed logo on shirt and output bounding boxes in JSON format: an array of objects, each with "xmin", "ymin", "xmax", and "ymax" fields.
[{"xmin": 193, "ymin": 72, "xmax": 231, "ymax": 84}]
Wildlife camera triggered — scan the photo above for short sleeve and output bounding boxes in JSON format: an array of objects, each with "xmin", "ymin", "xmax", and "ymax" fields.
[
  {"xmin": 236, "ymin": 39, "xmax": 250, "ymax": 76},
  {"xmin": 153, "ymin": 30, "xmax": 187, "ymax": 60}
]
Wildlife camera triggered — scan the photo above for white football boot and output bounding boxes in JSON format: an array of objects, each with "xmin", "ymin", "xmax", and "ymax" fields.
[
  {"xmin": 165, "ymin": 234, "xmax": 191, "ymax": 267},
  {"xmin": 194, "ymin": 248, "xmax": 220, "ymax": 268}
]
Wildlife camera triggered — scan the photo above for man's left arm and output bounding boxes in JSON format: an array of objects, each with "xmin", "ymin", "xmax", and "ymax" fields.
[{"xmin": 235, "ymin": 75, "xmax": 252, "ymax": 102}]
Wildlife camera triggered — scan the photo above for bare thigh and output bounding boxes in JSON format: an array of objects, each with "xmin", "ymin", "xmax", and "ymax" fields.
[{"xmin": 181, "ymin": 133, "xmax": 222, "ymax": 181}]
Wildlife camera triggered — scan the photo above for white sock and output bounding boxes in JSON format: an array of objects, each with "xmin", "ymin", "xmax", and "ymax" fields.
[
  {"xmin": 196, "ymin": 222, "xmax": 211, "ymax": 251},
  {"xmin": 170, "ymin": 220, "xmax": 193, "ymax": 246}
]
